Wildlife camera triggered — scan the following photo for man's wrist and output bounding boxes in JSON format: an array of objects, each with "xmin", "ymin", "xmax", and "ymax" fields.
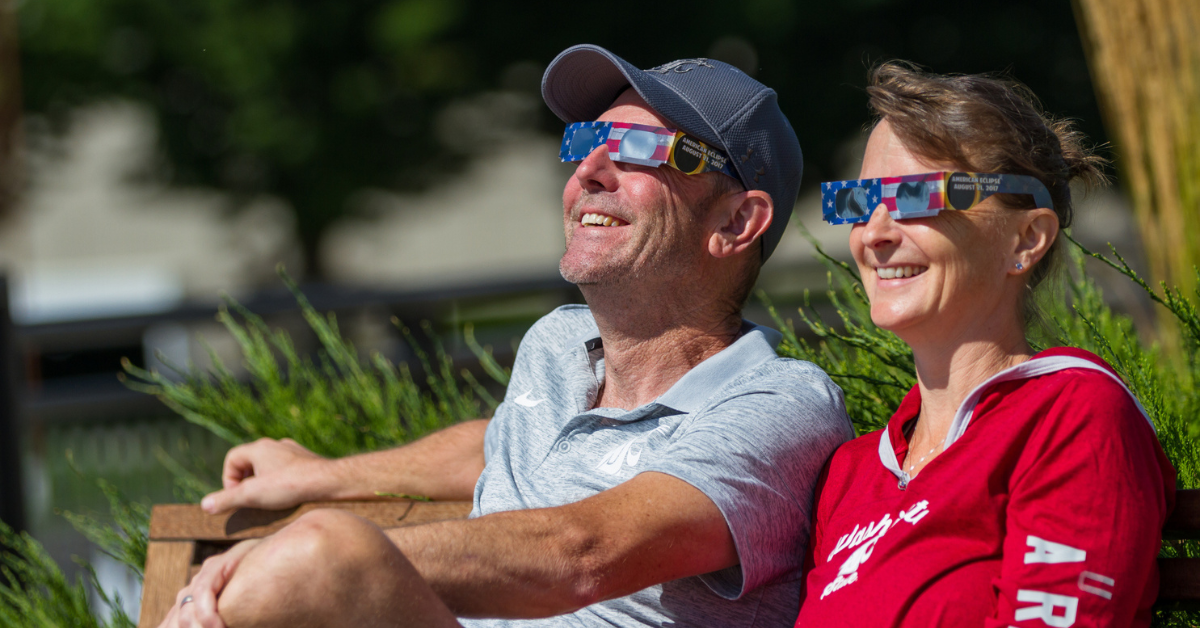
[{"xmin": 319, "ymin": 455, "xmax": 373, "ymax": 501}]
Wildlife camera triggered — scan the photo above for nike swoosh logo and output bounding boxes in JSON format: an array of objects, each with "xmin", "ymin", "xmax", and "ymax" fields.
[{"xmin": 514, "ymin": 390, "xmax": 545, "ymax": 407}]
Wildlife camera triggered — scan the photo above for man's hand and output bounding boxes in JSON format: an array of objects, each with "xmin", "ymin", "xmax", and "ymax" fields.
[
  {"xmin": 201, "ymin": 438, "xmax": 329, "ymax": 514},
  {"xmin": 202, "ymin": 420, "xmax": 490, "ymax": 515},
  {"xmin": 155, "ymin": 539, "xmax": 260, "ymax": 628}
]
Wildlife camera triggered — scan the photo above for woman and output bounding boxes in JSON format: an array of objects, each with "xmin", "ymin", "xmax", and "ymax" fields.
[{"xmin": 796, "ymin": 63, "xmax": 1175, "ymax": 627}]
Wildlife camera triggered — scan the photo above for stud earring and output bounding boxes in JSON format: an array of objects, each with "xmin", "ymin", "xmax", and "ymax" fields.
[{"xmin": 1016, "ymin": 262, "xmax": 1024, "ymax": 271}]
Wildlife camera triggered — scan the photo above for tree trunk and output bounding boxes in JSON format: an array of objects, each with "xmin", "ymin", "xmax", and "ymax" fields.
[{"xmin": 1073, "ymin": 0, "xmax": 1200, "ymax": 297}]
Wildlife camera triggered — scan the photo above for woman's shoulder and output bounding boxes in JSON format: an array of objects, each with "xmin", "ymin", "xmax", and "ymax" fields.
[
  {"xmin": 1027, "ymin": 347, "xmax": 1135, "ymax": 403},
  {"xmin": 1015, "ymin": 347, "xmax": 1153, "ymax": 435},
  {"xmin": 1032, "ymin": 346, "xmax": 1117, "ymax": 374}
]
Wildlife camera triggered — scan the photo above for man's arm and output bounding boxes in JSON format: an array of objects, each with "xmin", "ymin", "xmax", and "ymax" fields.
[
  {"xmin": 201, "ymin": 419, "xmax": 489, "ymax": 513},
  {"xmin": 390, "ymin": 470, "xmax": 738, "ymax": 619}
]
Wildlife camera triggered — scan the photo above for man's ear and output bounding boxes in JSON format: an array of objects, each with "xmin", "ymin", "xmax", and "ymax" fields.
[
  {"xmin": 1011, "ymin": 207, "xmax": 1059, "ymax": 273},
  {"xmin": 708, "ymin": 190, "xmax": 773, "ymax": 259}
]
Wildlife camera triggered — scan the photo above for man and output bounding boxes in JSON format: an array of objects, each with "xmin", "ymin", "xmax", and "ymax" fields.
[{"xmin": 163, "ymin": 44, "xmax": 852, "ymax": 628}]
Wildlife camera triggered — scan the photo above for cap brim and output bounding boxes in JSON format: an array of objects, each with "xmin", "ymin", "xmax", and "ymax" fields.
[{"xmin": 543, "ymin": 45, "xmax": 650, "ymax": 124}]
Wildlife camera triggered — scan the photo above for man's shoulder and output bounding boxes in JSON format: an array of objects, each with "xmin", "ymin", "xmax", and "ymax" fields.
[
  {"xmin": 694, "ymin": 354, "xmax": 851, "ymax": 436},
  {"xmin": 723, "ymin": 353, "xmax": 842, "ymax": 400}
]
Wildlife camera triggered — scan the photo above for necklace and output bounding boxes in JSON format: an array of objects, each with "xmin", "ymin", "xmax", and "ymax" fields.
[{"xmin": 905, "ymin": 441, "xmax": 943, "ymax": 476}]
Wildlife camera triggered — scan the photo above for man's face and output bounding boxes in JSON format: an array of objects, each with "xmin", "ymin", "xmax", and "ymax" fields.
[{"xmin": 559, "ymin": 90, "xmax": 720, "ymax": 288}]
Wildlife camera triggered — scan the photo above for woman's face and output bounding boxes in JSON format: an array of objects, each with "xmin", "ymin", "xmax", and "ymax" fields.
[{"xmin": 850, "ymin": 120, "xmax": 1025, "ymax": 342}]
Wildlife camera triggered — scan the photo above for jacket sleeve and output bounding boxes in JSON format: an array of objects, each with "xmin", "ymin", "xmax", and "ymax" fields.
[{"xmin": 988, "ymin": 372, "xmax": 1174, "ymax": 628}]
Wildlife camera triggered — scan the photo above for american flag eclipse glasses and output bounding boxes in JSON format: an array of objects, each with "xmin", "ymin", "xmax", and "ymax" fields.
[
  {"xmin": 560, "ymin": 121, "xmax": 737, "ymax": 180},
  {"xmin": 821, "ymin": 171, "xmax": 1054, "ymax": 225}
]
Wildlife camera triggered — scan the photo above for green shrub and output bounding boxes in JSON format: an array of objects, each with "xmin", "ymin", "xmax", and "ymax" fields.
[
  {"xmin": 118, "ymin": 273, "xmax": 507, "ymax": 459},
  {"xmin": 0, "ymin": 519, "xmax": 134, "ymax": 628}
]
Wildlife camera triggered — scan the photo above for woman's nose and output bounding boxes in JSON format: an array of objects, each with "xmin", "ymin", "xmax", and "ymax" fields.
[
  {"xmin": 573, "ymin": 145, "xmax": 619, "ymax": 194},
  {"xmin": 858, "ymin": 203, "xmax": 900, "ymax": 249}
]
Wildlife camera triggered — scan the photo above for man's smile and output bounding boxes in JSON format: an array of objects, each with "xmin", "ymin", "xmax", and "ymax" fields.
[{"xmin": 581, "ymin": 212, "xmax": 627, "ymax": 227}]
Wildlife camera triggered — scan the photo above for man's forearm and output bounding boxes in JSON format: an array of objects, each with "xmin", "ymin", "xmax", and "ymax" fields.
[
  {"xmin": 386, "ymin": 471, "xmax": 738, "ymax": 619},
  {"xmin": 388, "ymin": 506, "xmax": 597, "ymax": 619},
  {"xmin": 321, "ymin": 419, "xmax": 489, "ymax": 502}
]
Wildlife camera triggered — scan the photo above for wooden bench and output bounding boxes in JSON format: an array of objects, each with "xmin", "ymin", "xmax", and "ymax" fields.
[
  {"xmin": 137, "ymin": 489, "xmax": 1200, "ymax": 626},
  {"xmin": 136, "ymin": 500, "xmax": 473, "ymax": 627},
  {"xmin": 1156, "ymin": 488, "xmax": 1200, "ymax": 609}
]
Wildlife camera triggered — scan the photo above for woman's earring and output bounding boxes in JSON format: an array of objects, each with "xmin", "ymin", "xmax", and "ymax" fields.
[{"xmin": 1016, "ymin": 262, "xmax": 1024, "ymax": 271}]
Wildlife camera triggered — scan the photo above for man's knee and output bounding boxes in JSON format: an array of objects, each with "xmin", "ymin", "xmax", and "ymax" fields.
[{"xmin": 219, "ymin": 509, "xmax": 396, "ymax": 624}]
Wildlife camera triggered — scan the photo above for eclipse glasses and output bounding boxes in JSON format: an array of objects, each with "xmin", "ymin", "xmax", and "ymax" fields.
[
  {"xmin": 821, "ymin": 171, "xmax": 1054, "ymax": 225},
  {"xmin": 560, "ymin": 121, "xmax": 737, "ymax": 179}
]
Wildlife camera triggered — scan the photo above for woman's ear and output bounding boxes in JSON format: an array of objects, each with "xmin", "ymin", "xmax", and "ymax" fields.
[
  {"xmin": 709, "ymin": 190, "xmax": 773, "ymax": 259},
  {"xmin": 1012, "ymin": 207, "xmax": 1059, "ymax": 272}
]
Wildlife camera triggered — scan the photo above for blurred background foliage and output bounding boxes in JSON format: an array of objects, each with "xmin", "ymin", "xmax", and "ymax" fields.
[{"xmin": 15, "ymin": 0, "xmax": 1104, "ymax": 276}]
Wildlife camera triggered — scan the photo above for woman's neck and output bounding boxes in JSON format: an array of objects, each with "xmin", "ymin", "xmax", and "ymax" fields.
[{"xmin": 906, "ymin": 323, "xmax": 1034, "ymax": 445}]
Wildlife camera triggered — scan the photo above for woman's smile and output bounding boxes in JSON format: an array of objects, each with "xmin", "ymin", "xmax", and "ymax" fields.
[{"xmin": 873, "ymin": 265, "xmax": 928, "ymax": 280}]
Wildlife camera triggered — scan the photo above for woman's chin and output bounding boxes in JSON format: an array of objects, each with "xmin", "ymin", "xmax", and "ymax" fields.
[{"xmin": 869, "ymin": 308, "xmax": 929, "ymax": 336}]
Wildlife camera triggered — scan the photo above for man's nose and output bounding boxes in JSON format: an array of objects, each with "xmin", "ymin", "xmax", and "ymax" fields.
[{"xmin": 573, "ymin": 145, "xmax": 619, "ymax": 194}]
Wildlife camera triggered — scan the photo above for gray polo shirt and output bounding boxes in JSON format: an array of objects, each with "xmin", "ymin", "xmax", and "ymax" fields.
[{"xmin": 461, "ymin": 305, "xmax": 852, "ymax": 628}]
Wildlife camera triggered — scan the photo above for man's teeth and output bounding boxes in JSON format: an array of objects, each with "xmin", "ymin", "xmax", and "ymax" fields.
[
  {"xmin": 581, "ymin": 213, "xmax": 625, "ymax": 227},
  {"xmin": 876, "ymin": 266, "xmax": 927, "ymax": 279}
]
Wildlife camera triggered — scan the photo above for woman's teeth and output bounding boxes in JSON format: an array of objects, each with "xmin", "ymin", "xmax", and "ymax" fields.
[
  {"xmin": 581, "ymin": 213, "xmax": 625, "ymax": 227},
  {"xmin": 876, "ymin": 266, "xmax": 927, "ymax": 279}
]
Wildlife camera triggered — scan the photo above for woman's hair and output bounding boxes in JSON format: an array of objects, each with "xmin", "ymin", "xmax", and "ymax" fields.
[{"xmin": 866, "ymin": 61, "xmax": 1107, "ymax": 324}]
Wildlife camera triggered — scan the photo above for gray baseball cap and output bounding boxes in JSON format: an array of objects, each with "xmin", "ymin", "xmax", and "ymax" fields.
[{"xmin": 542, "ymin": 44, "xmax": 803, "ymax": 261}]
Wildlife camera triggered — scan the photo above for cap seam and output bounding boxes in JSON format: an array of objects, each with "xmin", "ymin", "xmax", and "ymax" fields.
[{"xmin": 718, "ymin": 87, "xmax": 774, "ymax": 135}]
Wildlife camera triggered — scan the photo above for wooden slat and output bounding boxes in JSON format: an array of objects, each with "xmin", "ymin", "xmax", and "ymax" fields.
[
  {"xmin": 1163, "ymin": 489, "xmax": 1200, "ymax": 540},
  {"xmin": 1158, "ymin": 557, "xmax": 1200, "ymax": 606},
  {"xmin": 148, "ymin": 500, "xmax": 473, "ymax": 541},
  {"xmin": 138, "ymin": 541, "xmax": 195, "ymax": 628}
]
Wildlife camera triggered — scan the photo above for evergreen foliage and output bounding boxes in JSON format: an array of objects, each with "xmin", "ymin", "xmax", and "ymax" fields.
[
  {"xmin": 60, "ymin": 478, "xmax": 151, "ymax": 582},
  {"xmin": 0, "ymin": 520, "xmax": 134, "ymax": 628},
  {"xmin": 119, "ymin": 271, "xmax": 505, "ymax": 459}
]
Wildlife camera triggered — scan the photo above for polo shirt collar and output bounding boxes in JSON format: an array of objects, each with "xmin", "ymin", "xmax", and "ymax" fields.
[
  {"xmin": 657, "ymin": 321, "xmax": 781, "ymax": 413},
  {"xmin": 564, "ymin": 320, "xmax": 782, "ymax": 415}
]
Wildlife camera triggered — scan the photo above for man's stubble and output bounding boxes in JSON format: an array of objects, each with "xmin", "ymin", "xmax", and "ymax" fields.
[{"xmin": 559, "ymin": 192, "xmax": 705, "ymax": 292}]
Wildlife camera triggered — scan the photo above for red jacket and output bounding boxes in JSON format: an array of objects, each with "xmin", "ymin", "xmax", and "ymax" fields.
[{"xmin": 795, "ymin": 348, "xmax": 1175, "ymax": 627}]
